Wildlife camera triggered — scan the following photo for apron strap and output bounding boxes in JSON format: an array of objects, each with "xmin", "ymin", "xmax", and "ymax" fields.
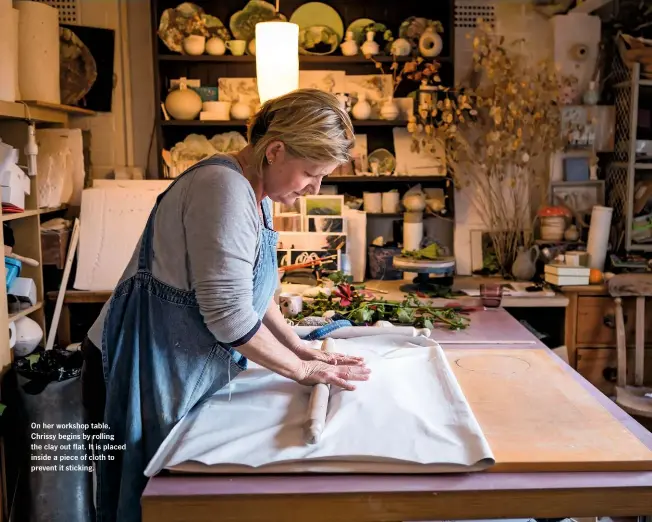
[{"xmin": 137, "ymin": 155, "xmax": 243, "ymax": 271}]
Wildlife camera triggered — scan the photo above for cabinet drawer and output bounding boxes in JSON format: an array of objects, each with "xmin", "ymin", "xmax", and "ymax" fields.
[
  {"xmin": 577, "ymin": 348, "xmax": 652, "ymax": 396},
  {"xmin": 576, "ymin": 296, "xmax": 652, "ymax": 346}
]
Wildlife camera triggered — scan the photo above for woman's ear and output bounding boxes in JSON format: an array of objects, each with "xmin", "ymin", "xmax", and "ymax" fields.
[{"xmin": 265, "ymin": 141, "xmax": 285, "ymax": 165}]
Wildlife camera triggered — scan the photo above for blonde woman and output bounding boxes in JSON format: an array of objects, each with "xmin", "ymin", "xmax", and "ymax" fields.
[{"xmin": 80, "ymin": 89, "xmax": 369, "ymax": 522}]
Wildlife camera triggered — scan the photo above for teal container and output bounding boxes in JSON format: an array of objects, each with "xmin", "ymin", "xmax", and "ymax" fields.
[{"xmin": 192, "ymin": 86, "xmax": 218, "ymax": 102}]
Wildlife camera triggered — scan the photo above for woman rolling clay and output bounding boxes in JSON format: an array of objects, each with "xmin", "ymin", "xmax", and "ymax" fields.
[{"xmin": 80, "ymin": 89, "xmax": 370, "ymax": 522}]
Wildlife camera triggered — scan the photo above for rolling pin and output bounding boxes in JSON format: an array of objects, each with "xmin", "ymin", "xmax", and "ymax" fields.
[
  {"xmin": 304, "ymin": 338, "xmax": 336, "ymax": 445},
  {"xmin": 294, "ymin": 325, "xmax": 431, "ymax": 339}
]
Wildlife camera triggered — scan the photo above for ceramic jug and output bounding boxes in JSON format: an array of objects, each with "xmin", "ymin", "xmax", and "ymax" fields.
[
  {"xmin": 351, "ymin": 93, "xmax": 371, "ymax": 120},
  {"xmin": 419, "ymin": 26, "xmax": 442, "ymax": 57},
  {"xmin": 511, "ymin": 245, "xmax": 540, "ymax": 281}
]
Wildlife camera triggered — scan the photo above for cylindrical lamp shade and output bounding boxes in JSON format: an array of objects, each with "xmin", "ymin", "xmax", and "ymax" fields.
[{"xmin": 255, "ymin": 21, "xmax": 299, "ymax": 104}]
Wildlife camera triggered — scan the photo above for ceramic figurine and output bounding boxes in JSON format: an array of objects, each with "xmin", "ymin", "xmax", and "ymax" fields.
[
  {"xmin": 511, "ymin": 245, "xmax": 540, "ymax": 281},
  {"xmin": 230, "ymin": 97, "xmax": 251, "ymax": 120},
  {"xmin": 182, "ymin": 35, "xmax": 206, "ymax": 55},
  {"xmin": 340, "ymin": 31, "xmax": 358, "ymax": 56},
  {"xmin": 351, "ymin": 93, "xmax": 372, "ymax": 120},
  {"xmin": 582, "ymin": 81, "xmax": 599, "ymax": 105},
  {"xmin": 361, "ymin": 30, "xmax": 379, "ymax": 56},
  {"xmin": 418, "ymin": 26, "xmax": 442, "ymax": 57},
  {"xmin": 380, "ymin": 98, "xmax": 400, "ymax": 120},
  {"xmin": 564, "ymin": 224, "xmax": 580, "ymax": 241},
  {"xmin": 205, "ymin": 37, "xmax": 226, "ymax": 56},
  {"xmin": 390, "ymin": 38, "xmax": 411, "ymax": 57}
]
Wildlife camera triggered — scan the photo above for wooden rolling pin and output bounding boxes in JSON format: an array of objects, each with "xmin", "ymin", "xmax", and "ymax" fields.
[
  {"xmin": 304, "ymin": 338, "xmax": 336, "ymax": 445},
  {"xmin": 294, "ymin": 325, "xmax": 431, "ymax": 339}
]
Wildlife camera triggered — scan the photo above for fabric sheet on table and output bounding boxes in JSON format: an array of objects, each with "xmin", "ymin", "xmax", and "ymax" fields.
[{"xmin": 145, "ymin": 335, "xmax": 495, "ymax": 475}]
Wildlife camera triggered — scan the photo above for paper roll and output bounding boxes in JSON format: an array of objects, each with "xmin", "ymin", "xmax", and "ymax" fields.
[
  {"xmin": 0, "ymin": 3, "xmax": 18, "ymax": 101},
  {"xmin": 343, "ymin": 208, "xmax": 366, "ymax": 282},
  {"xmin": 16, "ymin": 1, "xmax": 60, "ymax": 104},
  {"xmin": 403, "ymin": 212, "xmax": 423, "ymax": 251},
  {"xmin": 586, "ymin": 205, "xmax": 612, "ymax": 271}
]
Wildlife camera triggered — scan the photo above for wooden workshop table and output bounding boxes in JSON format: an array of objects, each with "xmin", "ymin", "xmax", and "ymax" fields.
[{"xmin": 141, "ymin": 309, "xmax": 652, "ymax": 522}]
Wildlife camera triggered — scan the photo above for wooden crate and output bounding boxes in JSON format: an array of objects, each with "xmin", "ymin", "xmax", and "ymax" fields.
[{"xmin": 40, "ymin": 228, "xmax": 70, "ymax": 270}]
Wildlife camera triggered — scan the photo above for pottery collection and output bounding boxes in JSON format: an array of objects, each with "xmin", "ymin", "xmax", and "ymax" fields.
[
  {"xmin": 182, "ymin": 35, "xmax": 206, "ymax": 55},
  {"xmin": 390, "ymin": 38, "xmax": 411, "ymax": 57},
  {"xmin": 380, "ymin": 98, "xmax": 400, "ymax": 120},
  {"xmin": 230, "ymin": 97, "xmax": 252, "ymax": 120}
]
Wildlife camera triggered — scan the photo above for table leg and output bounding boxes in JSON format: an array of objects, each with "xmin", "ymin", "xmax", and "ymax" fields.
[
  {"xmin": 57, "ymin": 304, "xmax": 71, "ymax": 348},
  {"xmin": 564, "ymin": 292, "xmax": 578, "ymax": 368}
]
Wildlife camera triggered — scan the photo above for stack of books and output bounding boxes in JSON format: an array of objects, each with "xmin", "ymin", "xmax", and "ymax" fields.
[{"xmin": 544, "ymin": 263, "xmax": 590, "ymax": 286}]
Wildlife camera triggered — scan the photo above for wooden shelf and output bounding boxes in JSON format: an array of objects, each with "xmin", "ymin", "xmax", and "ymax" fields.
[
  {"xmin": 0, "ymin": 100, "xmax": 94, "ymax": 123},
  {"xmin": 161, "ymin": 119, "xmax": 407, "ymax": 127},
  {"xmin": 158, "ymin": 54, "xmax": 452, "ymax": 64},
  {"xmin": 1, "ymin": 205, "xmax": 68, "ymax": 222},
  {"xmin": 8, "ymin": 301, "xmax": 43, "ymax": 322},
  {"xmin": 324, "ymin": 175, "xmax": 448, "ymax": 183},
  {"xmin": 1, "ymin": 209, "xmax": 40, "ymax": 222}
]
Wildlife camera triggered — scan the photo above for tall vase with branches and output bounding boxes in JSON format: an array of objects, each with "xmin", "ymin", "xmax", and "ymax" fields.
[{"xmin": 408, "ymin": 19, "xmax": 567, "ymax": 275}]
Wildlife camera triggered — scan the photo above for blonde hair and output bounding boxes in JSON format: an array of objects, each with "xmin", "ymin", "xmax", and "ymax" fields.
[{"xmin": 247, "ymin": 88, "xmax": 355, "ymax": 174}]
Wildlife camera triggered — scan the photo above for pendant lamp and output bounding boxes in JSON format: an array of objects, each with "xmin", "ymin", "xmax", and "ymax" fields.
[{"xmin": 255, "ymin": 2, "xmax": 299, "ymax": 104}]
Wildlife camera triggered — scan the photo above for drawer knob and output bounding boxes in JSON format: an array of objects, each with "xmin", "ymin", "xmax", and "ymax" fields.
[{"xmin": 603, "ymin": 313, "xmax": 627, "ymax": 328}]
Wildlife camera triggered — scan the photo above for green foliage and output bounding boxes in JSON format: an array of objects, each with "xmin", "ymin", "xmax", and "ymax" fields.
[{"xmin": 401, "ymin": 243, "xmax": 441, "ymax": 260}]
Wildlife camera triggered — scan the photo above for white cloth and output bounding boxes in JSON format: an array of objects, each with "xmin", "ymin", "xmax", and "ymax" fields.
[{"xmin": 145, "ymin": 335, "xmax": 495, "ymax": 476}]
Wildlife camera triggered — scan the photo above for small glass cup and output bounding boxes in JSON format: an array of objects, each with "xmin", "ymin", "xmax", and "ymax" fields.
[{"xmin": 480, "ymin": 283, "xmax": 503, "ymax": 309}]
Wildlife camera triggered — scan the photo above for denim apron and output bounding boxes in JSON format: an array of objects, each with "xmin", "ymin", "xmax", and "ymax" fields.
[{"xmin": 96, "ymin": 156, "xmax": 278, "ymax": 522}]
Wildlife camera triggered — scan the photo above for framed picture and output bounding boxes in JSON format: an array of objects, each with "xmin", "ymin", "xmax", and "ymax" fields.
[
  {"xmin": 277, "ymin": 249, "xmax": 342, "ymax": 270},
  {"xmin": 307, "ymin": 216, "xmax": 344, "ymax": 233},
  {"xmin": 301, "ymin": 195, "xmax": 344, "ymax": 217},
  {"xmin": 278, "ymin": 232, "xmax": 346, "ymax": 252}
]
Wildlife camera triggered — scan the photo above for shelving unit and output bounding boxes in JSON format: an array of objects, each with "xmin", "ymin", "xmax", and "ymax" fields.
[
  {"xmin": 606, "ymin": 53, "xmax": 652, "ymax": 251},
  {"xmin": 151, "ymin": 0, "xmax": 456, "ymax": 220},
  {"xmin": 0, "ymin": 103, "xmax": 84, "ymax": 369}
]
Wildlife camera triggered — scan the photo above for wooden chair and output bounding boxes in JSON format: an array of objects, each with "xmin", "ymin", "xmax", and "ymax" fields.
[{"xmin": 608, "ymin": 273, "xmax": 652, "ymax": 418}]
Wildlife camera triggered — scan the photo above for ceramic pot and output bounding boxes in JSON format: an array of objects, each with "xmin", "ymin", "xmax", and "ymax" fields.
[
  {"xmin": 512, "ymin": 245, "xmax": 540, "ymax": 281},
  {"xmin": 351, "ymin": 93, "xmax": 372, "ymax": 120},
  {"xmin": 205, "ymin": 37, "xmax": 226, "ymax": 55},
  {"xmin": 403, "ymin": 192, "xmax": 426, "ymax": 212},
  {"xmin": 165, "ymin": 81, "xmax": 202, "ymax": 120},
  {"xmin": 279, "ymin": 293, "xmax": 302, "ymax": 317},
  {"xmin": 361, "ymin": 30, "xmax": 379, "ymax": 56},
  {"xmin": 391, "ymin": 37, "xmax": 412, "ymax": 57},
  {"xmin": 380, "ymin": 98, "xmax": 400, "ymax": 120},
  {"xmin": 564, "ymin": 224, "xmax": 580, "ymax": 241},
  {"xmin": 183, "ymin": 35, "xmax": 205, "ymax": 55},
  {"xmin": 418, "ymin": 27, "xmax": 442, "ymax": 57},
  {"xmin": 340, "ymin": 31, "xmax": 358, "ymax": 56},
  {"xmin": 225, "ymin": 39, "xmax": 246, "ymax": 56},
  {"xmin": 201, "ymin": 101, "xmax": 231, "ymax": 120},
  {"xmin": 248, "ymin": 39, "xmax": 256, "ymax": 55},
  {"xmin": 540, "ymin": 215, "xmax": 567, "ymax": 241},
  {"xmin": 230, "ymin": 98, "xmax": 251, "ymax": 120}
]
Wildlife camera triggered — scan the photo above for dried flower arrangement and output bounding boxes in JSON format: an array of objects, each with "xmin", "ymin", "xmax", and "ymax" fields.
[{"xmin": 403, "ymin": 19, "xmax": 567, "ymax": 274}]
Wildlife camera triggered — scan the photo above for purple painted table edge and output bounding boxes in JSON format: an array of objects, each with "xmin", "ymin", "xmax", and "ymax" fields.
[{"xmin": 143, "ymin": 309, "xmax": 652, "ymax": 498}]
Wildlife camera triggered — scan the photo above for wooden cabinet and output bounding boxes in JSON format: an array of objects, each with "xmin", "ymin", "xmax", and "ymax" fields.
[{"xmin": 564, "ymin": 285, "xmax": 652, "ymax": 394}]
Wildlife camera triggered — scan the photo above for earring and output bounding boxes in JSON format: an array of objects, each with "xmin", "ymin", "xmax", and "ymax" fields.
[{"xmin": 268, "ymin": 159, "xmax": 273, "ymax": 165}]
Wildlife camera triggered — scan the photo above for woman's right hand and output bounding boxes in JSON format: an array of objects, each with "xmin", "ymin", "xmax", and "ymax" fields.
[{"xmin": 293, "ymin": 360, "xmax": 370, "ymax": 391}]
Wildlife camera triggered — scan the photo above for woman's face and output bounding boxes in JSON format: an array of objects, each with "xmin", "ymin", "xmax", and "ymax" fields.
[{"xmin": 263, "ymin": 141, "xmax": 339, "ymax": 204}]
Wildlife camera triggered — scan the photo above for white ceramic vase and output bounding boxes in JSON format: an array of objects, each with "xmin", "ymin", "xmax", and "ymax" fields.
[
  {"xmin": 351, "ymin": 93, "xmax": 372, "ymax": 120},
  {"xmin": 380, "ymin": 98, "xmax": 400, "ymax": 120},
  {"xmin": 418, "ymin": 27, "xmax": 442, "ymax": 57},
  {"xmin": 165, "ymin": 79, "xmax": 202, "ymax": 120},
  {"xmin": 390, "ymin": 38, "xmax": 411, "ymax": 57},
  {"xmin": 340, "ymin": 30, "xmax": 358, "ymax": 56},
  {"xmin": 183, "ymin": 35, "xmax": 206, "ymax": 55},
  {"xmin": 205, "ymin": 37, "xmax": 226, "ymax": 56},
  {"xmin": 230, "ymin": 97, "xmax": 251, "ymax": 120}
]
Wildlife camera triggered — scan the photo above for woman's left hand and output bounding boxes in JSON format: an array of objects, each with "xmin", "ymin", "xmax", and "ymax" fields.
[{"xmin": 292, "ymin": 342, "xmax": 365, "ymax": 366}]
